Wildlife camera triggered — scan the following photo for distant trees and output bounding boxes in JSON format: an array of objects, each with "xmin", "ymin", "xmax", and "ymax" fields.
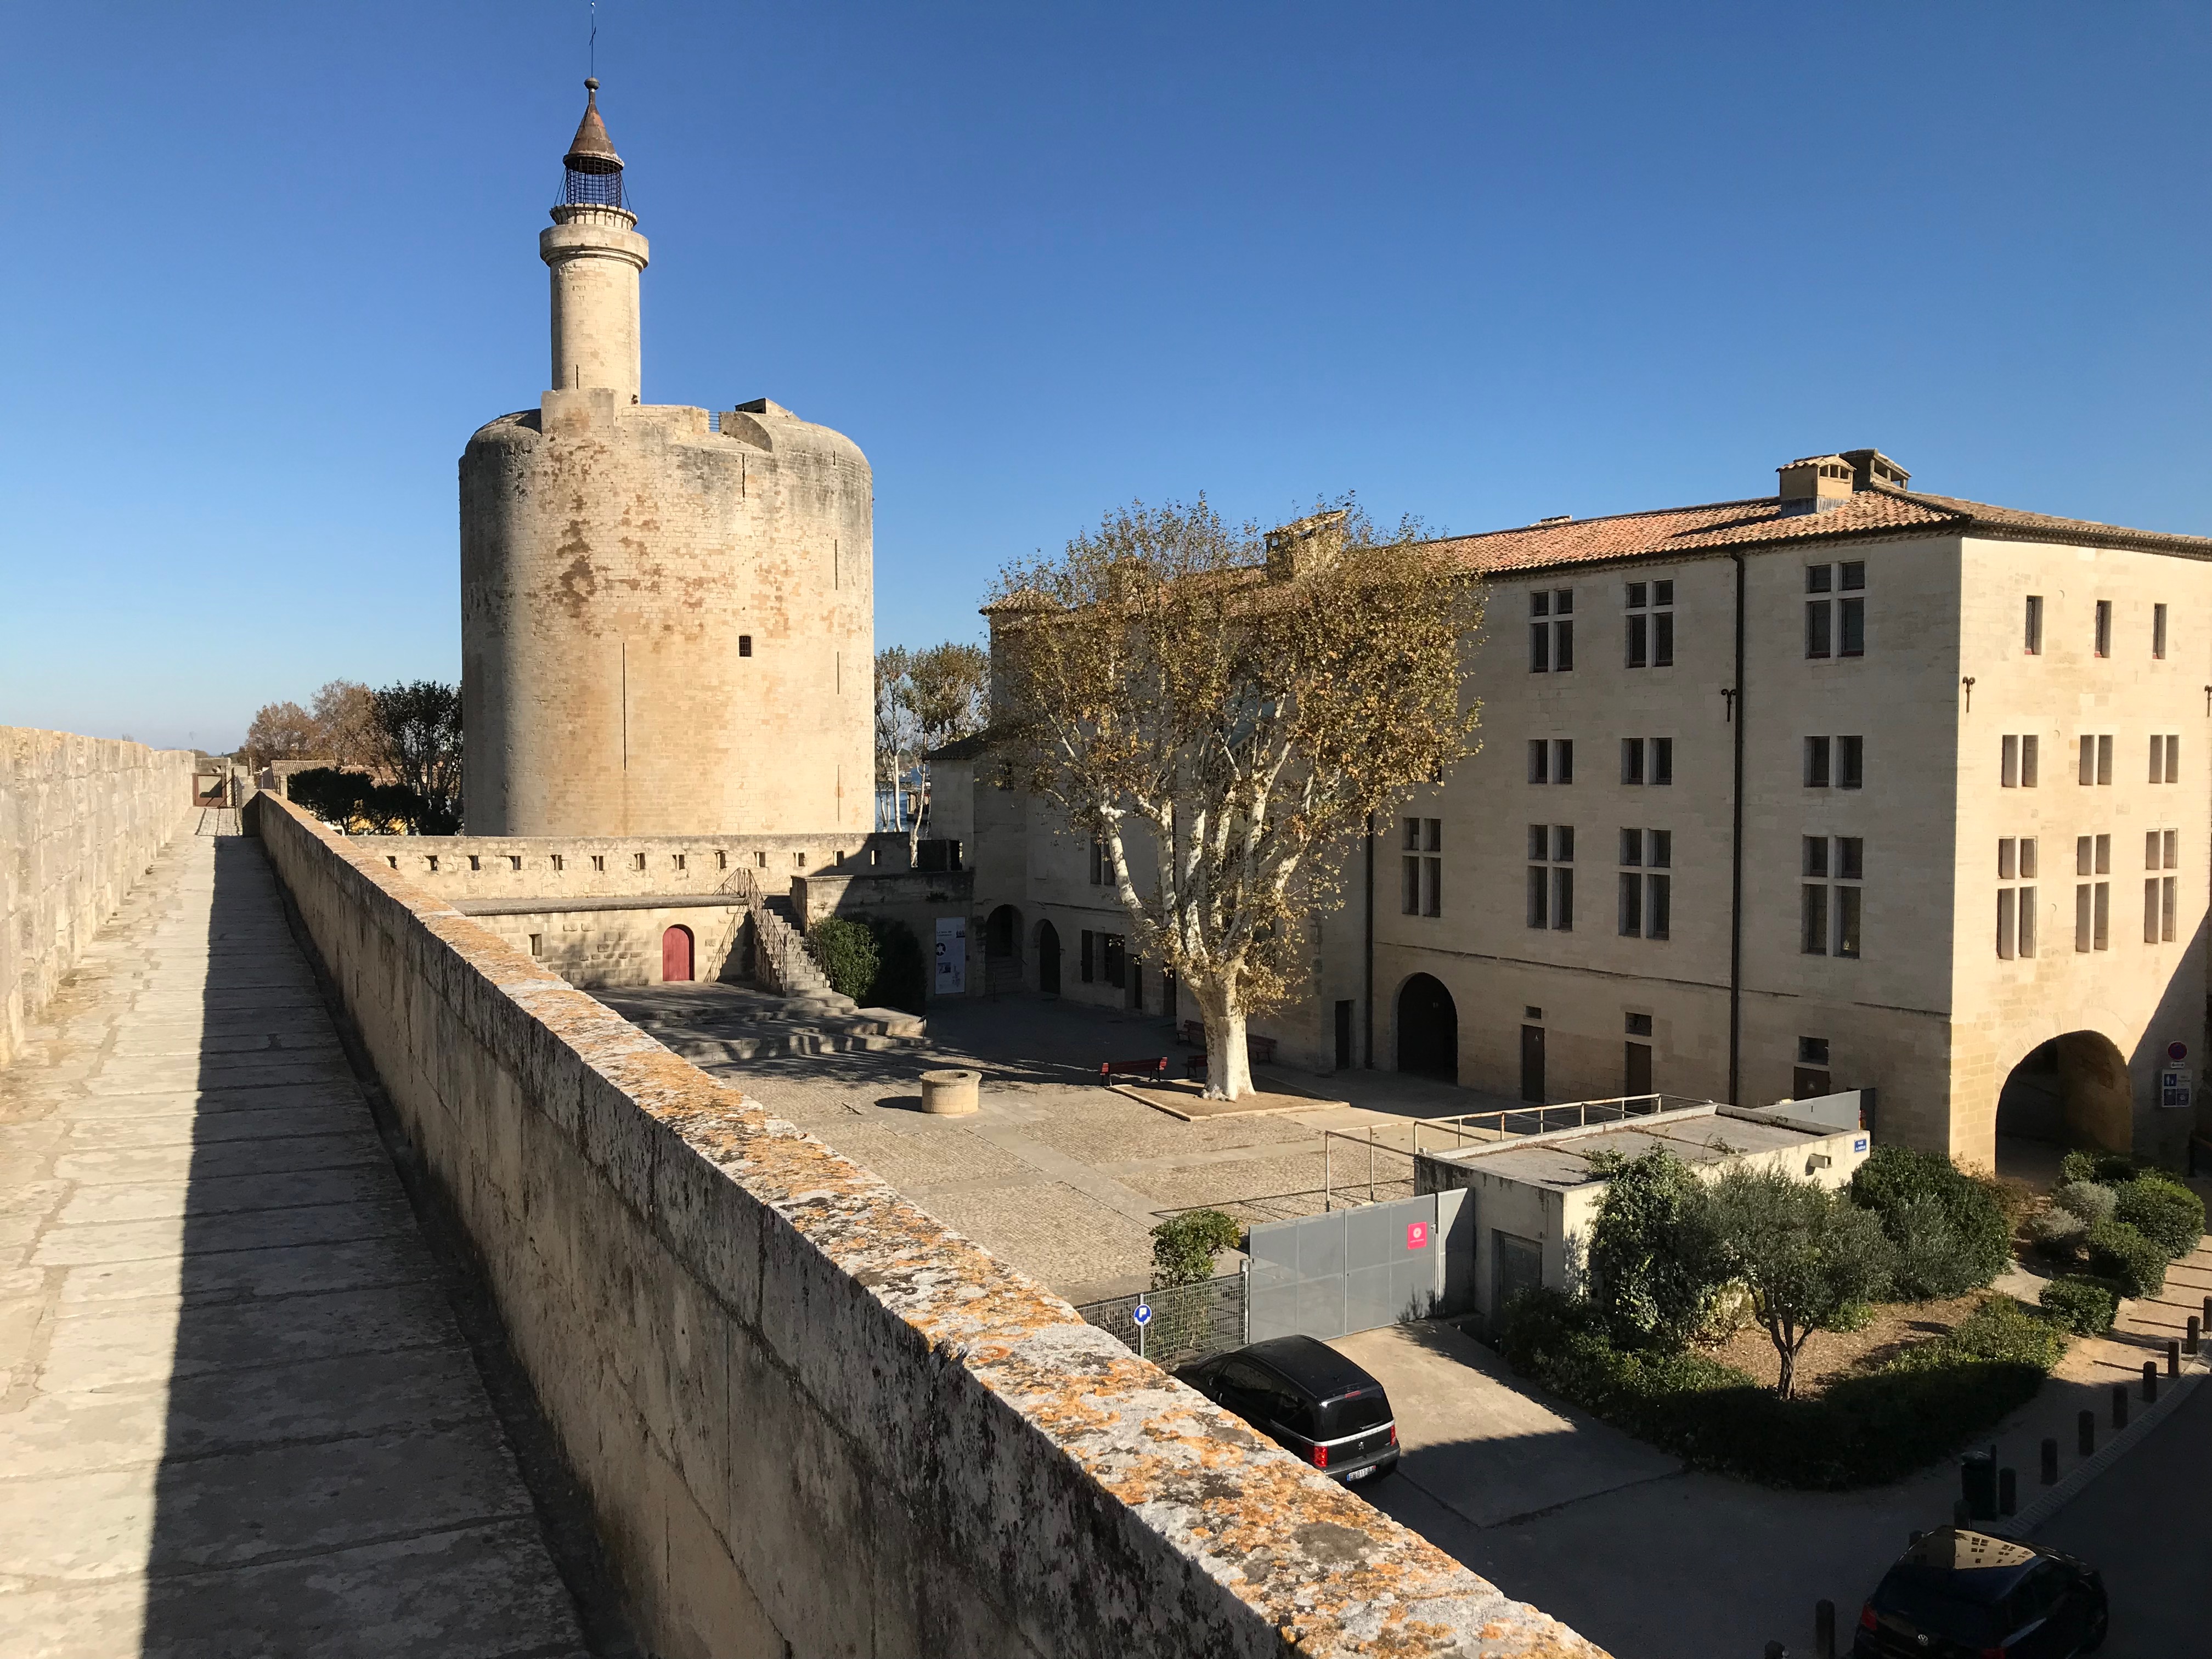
[
  {"xmin": 874, "ymin": 642, "xmax": 989, "ymax": 856},
  {"xmin": 246, "ymin": 676, "xmax": 463, "ymax": 834},
  {"xmin": 989, "ymin": 498, "xmax": 1481, "ymax": 1100}
]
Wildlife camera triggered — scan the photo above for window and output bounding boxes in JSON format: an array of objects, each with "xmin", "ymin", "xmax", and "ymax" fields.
[
  {"xmin": 1997, "ymin": 838, "xmax": 2039, "ymax": 960},
  {"xmin": 2078, "ymin": 734, "xmax": 2114, "ymax": 786},
  {"xmin": 2001, "ymin": 734, "xmax": 2042, "ymax": 788},
  {"xmin": 1801, "ymin": 834, "xmax": 1864, "ymax": 958},
  {"xmin": 674, "ymin": 854, "xmax": 686, "ymax": 871},
  {"xmin": 1805, "ymin": 736, "xmax": 1830, "ymax": 788},
  {"xmin": 1624, "ymin": 579, "xmax": 1675, "ymax": 669},
  {"xmin": 528, "ymin": 933, "xmax": 543, "ymax": 957},
  {"xmin": 2145, "ymin": 828, "xmax": 2179, "ymax": 944},
  {"xmin": 715, "ymin": 851, "xmax": 725, "ymax": 870},
  {"xmin": 755, "ymin": 850, "xmax": 769, "ymax": 868},
  {"xmin": 1793, "ymin": 1035, "xmax": 1832, "ymax": 1100},
  {"xmin": 1807, "ymin": 563, "xmax": 1866, "ymax": 659},
  {"xmin": 2073, "ymin": 834, "xmax": 2110, "ymax": 952},
  {"xmin": 1617, "ymin": 827, "xmax": 1671, "ymax": 939},
  {"xmin": 2150, "ymin": 733, "xmax": 2180, "ymax": 784},
  {"xmin": 1088, "ymin": 839, "xmax": 1109, "ymax": 885},
  {"xmin": 1401, "ymin": 818, "xmax": 1441, "ymax": 917},
  {"xmin": 2094, "ymin": 600, "xmax": 2111, "ymax": 659},
  {"xmin": 739, "ymin": 634, "xmax": 753, "ymax": 658},
  {"xmin": 2154, "ymin": 602, "xmax": 2168, "ymax": 660},
  {"xmin": 591, "ymin": 855, "xmax": 606, "ymax": 871},
  {"xmin": 1080, "ymin": 930, "xmax": 1095, "ymax": 982},
  {"xmin": 2024, "ymin": 595, "xmax": 2043, "ymax": 655},
  {"xmin": 1528, "ymin": 738, "xmax": 1574, "ymax": 784},
  {"xmin": 1803, "ymin": 735, "xmax": 1864, "ymax": 789},
  {"xmin": 1626, "ymin": 1012, "xmax": 1654, "ymax": 1036},
  {"xmin": 552, "ymin": 854, "xmax": 565, "ymax": 871},
  {"xmin": 1530, "ymin": 589, "xmax": 1575, "ymax": 672},
  {"xmin": 1527, "ymin": 824, "xmax": 1574, "ymax": 931},
  {"xmin": 1102, "ymin": 934, "xmax": 1126, "ymax": 988},
  {"xmin": 1621, "ymin": 737, "xmax": 1672, "ymax": 785}
]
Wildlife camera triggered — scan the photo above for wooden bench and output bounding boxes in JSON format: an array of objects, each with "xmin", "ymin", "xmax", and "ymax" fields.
[
  {"xmin": 1178, "ymin": 1023, "xmax": 1276, "ymax": 1066},
  {"xmin": 1100, "ymin": 1057, "xmax": 1169, "ymax": 1083}
]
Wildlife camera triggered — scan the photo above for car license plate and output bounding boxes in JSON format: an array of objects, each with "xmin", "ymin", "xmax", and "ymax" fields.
[{"xmin": 1344, "ymin": 1466, "xmax": 1372, "ymax": 1482}]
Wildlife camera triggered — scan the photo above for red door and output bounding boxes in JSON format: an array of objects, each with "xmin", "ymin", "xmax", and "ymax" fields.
[{"xmin": 661, "ymin": 926, "xmax": 694, "ymax": 982}]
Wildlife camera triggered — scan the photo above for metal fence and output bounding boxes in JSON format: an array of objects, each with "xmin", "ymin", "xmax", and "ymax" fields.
[{"xmin": 1076, "ymin": 1270, "xmax": 1248, "ymax": 1370}]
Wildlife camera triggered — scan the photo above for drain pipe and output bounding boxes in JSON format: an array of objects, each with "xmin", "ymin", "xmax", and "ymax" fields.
[
  {"xmin": 1363, "ymin": 812, "xmax": 1376, "ymax": 1066},
  {"xmin": 1728, "ymin": 552, "xmax": 1746, "ymax": 1106}
]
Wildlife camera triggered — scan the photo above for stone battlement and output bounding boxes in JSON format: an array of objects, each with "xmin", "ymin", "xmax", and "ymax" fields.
[{"xmin": 248, "ymin": 789, "xmax": 1605, "ymax": 1657}]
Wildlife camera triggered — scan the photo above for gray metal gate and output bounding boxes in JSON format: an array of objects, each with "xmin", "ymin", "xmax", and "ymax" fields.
[{"xmin": 1245, "ymin": 1192, "xmax": 1470, "ymax": 1345}]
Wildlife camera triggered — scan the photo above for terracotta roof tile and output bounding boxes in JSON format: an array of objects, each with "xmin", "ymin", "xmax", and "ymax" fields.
[{"xmin": 1423, "ymin": 487, "xmax": 2210, "ymax": 576}]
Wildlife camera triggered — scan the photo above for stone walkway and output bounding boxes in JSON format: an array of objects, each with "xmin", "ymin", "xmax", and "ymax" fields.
[{"xmin": 0, "ymin": 828, "xmax": 588, "ymax": 1657}]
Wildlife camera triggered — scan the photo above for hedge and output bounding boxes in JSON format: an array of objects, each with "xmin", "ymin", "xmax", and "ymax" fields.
[
  {"xmin": 1848, "ymin": 1146, "xmax": 2012, "ymax": 1297},
  {"xmin": 1497, "ymin": 1289, "xmax": 2068, "ymax": 1490},
  {"xmin": 2040, "ymin": 1276, "xmax": 2120, "ymax": 1336},
  {"xmin": 2084, "ymin": 1220, "xmax": 2167, "ymax": 1298},
  {"xmin": 2114, "ymin": 1176, "xmax": 2205, "ymax": 1260},
  {"xmin": 807, "ymin": 917, "xmax": 881, "ymax": 1002}
]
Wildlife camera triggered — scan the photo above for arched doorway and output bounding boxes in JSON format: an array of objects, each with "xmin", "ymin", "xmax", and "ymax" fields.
[
  {"xmin": 984, "ymin": 904, "xmax": 1022, "ymax": 994},
  {"xmin": 1396, "ymin": 974, "xmax": 1458, "ymax": 1082},
  {"xmin": 661, "ymin": 924, "xmax": 695, "ymax": 983},
  {"xmin": 1036, "ymin": 920, "xmax": 1061, "ymax": 995},
  {"xmin": 1996, "ymin": 1031, "xmax": 2132, "ymax": 1155}
]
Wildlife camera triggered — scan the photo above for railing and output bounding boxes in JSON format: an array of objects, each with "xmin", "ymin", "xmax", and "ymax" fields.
[
  {"xmin": 1076, "ymin": 1269, "xmax": 1248, "ymax": 1370},
  {"xmin": 1404, "ymin": 1092, "xmax": 1709, "ymax": 1158}
]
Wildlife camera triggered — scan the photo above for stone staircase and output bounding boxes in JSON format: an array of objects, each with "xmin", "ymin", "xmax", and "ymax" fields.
[{"xmin": 752, "ymin": 893, "xmax": 840, "ymax": 1001}]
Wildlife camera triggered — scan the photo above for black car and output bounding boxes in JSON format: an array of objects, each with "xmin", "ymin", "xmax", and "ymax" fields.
[
  {"xmin": 1175, "ymin": 1335, "xmax": 1400, "ymax": 1485},
  {"xmin": 1854, "ymin": 1527, "xmax": 2107, "ymax": 1658}
]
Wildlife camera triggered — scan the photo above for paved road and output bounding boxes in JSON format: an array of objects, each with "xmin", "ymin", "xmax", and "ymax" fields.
[
  {"xmin": 2036, "ymin": 1367, "xmax": 2212, "ymax": 1658},
  {"xmin": 0, "ymin": 830, "xmax": 589, "ymax": 1657}
]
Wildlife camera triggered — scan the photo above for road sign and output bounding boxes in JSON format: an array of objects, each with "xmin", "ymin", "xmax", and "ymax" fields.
[
  {"xmin": 1131, "ymin": 1301, "xmax": 1152, "ymax": 1327},
  {"xmin": 1406, "ymin": 1222, "xmax": 1429, "ymax": 1250},
  {"xmin": 2171, "ymin": 1041, "xmax": 2191, "ymax": 1063},
  {"xmin": 2159, "ymin": 1070, "xmax": 2192, "ymax": 1110}
]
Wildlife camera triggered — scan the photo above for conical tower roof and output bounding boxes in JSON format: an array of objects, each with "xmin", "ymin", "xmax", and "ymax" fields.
[{"xmin": 564, "ymin": 78, "xmax": 623, "ymax": 174}]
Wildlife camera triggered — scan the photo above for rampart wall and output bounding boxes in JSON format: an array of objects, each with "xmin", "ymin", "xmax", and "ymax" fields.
[
  {"xmin": 1, "ymin": 727, "xmax": 197, "ymax": 1068},
  {"xmin": 248, "ymin": 791, "xmax": 1601, "ymax": 1658}
]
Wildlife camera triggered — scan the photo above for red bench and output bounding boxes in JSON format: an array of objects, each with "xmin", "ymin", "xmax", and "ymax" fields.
[{"xmin": 1100, "ymin": 1057, "xmax": 1169, "ymax": 1083}]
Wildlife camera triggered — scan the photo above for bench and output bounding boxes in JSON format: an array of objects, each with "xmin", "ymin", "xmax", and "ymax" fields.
[
  {"xmin": 1178, "ymin": 1023, "xmax": 1275, "ymax": 1065},
  {"xmin": 1100, "ymin": 1057, "xmax": 1169, "ymax": 1083}
]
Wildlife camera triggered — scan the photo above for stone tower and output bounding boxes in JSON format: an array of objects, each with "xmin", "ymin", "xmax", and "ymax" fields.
[{"xmin": 460, "ymin": 81, "xmax": 874, "ymax": 837}]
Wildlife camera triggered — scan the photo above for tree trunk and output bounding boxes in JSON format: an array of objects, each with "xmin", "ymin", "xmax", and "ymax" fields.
[
  {"xmin": 1197, "ymin": 983, "xmax": 1253, "ymax": 1102},
  {"xmin": 1775, "ymin": 1331, "xmax": 1801, "ymax": 1401}
]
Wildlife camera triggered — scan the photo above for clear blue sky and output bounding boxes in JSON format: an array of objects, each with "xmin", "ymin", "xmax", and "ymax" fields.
[{"xmin": 5, "ymin": 2, "xmax": 2205, "ymax": 752}]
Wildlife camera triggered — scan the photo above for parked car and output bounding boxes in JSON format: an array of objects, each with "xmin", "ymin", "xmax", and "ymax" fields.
[
  {"xmin": 1175, "ymin": 1335, "xmax": 1400, "ymax": 1485},
  {"xmin": 1854, "ymin": 1527, "xmax": 2107, "ymax": 1657}
]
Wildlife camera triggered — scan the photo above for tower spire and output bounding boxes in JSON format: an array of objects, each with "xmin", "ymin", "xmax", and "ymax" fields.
[{"xmin": 561, "ymin": 79, "xmax": 625, "ymax": 208}]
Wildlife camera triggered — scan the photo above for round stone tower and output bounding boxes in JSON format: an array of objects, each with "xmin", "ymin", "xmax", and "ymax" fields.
[{"xmin": 460, "ymin": 81, "xmax": 874, "ymax": 838}]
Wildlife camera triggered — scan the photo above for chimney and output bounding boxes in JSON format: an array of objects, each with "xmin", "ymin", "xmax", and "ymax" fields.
[
  {"xmin": 1265, "ymin": 509, "xmax": 1347, "ymax": 581},
  {"xmin": 1776, "ymin": 455, "xmax": 1855, "ymax": 514},
  {"xmin": 1840, "ymin": 448, "xmax": 1910, "ymax": 492}
]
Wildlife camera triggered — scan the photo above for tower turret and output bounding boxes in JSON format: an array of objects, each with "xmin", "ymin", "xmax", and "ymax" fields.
[{"xmin": 542, "ymin": 79, "xmax": 648, "ymax": 399}]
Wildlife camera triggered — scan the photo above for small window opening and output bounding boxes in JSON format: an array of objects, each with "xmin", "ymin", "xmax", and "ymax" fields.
[{"xmin": 739, "ymin": 635, "xmax": 753, "ymax": 657}]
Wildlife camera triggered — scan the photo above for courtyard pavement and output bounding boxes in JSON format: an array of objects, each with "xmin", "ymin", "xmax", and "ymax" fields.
[
  {"xmin": 608, "ymin": 985, "xmax": 1524, "ymax": 1304},
  {"xmin": 0, "ymin": 828, "xmax": 590, "ymax": 1658}
]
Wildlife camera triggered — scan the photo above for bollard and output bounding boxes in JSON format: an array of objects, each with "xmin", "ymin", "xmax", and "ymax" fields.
[
  {"xmin": 2190, "ymin": 1316, "xmax": 2201, "ymax": 1357},
  {"xmin": 2079, "ymin": 1409, "xmax": 2095, "ymax": 1457},
  {"xmin": 2203, "ymin": 1294, "xmax": 2210, "ymax": 1335},
  {"xmin": 2114, "ymin": 1384, "xmax": 2129, "ymax": 1428},
  {"xmin": 2168, "ymin": 1339, "xmax": 2181, "ymax": 1379},
  {"xmin": 2041, "ymin": 1438, "xmax": 2059, "ymax": 1485},
  {"xmin": 1814, "ymin": 1598, "xmax": 1836, "ymax": 1659},
  {"xmin": 1999, "ymin": 1467, "xmax": 2017, "ymax": 1515},
  {"xmin": 2143, "ymin": 1361, "xmax": 2159, "ymax": 1403}
]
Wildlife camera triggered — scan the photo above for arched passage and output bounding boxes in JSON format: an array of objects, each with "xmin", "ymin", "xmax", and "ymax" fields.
[
  {"xmin": 984, "ymin": 904, "xmax": 1022, "ymax": 994},
  {"xmin": 1396, "ymin": 974, "xmax": 1458, "ymax": 1082},
  {"xmin": 1996, "ymin": 1030, "xmax": 2133, "ymax": 1155},
  {"xmin": 661, "ymin": 924, "xmax": 695, "ymax": 983},
  {"xmin": 1036, "ymin": 919, "xmax": 1061, "ymax": 995}
]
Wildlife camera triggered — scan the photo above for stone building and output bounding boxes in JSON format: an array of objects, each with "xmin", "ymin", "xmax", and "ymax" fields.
[
  {"xmin": 460, "ymin": 81, "xmax": 874, "ymax": 840},
  {"xmin": 935, "ymin": 451, "xmax": 2212, "ymax": 1169}
]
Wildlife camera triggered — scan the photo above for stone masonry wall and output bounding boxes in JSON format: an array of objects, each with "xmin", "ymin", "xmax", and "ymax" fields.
[
  {"xmin": 248, "ymin": 791, "xmax": 1603, "ymax": 1659},
  {"xmin": 1, "ymin": 727, "xmax": 197, "ymax": 1068}
]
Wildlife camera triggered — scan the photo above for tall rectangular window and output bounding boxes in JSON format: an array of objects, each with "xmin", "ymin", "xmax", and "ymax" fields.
[
  {"xmin": 2079, "ymin": 735, "xmax": 2094, "ymax": 786},
  {"xmin": 1806, "ymin": 736, "xmax": 1832, "ymax": 788},
  {"xmin": 2098, "ymin": 734, "xmax": 2113, "ymax": 785},
  {"xmin": 1801, "ymin": 835, "xmax": 1863, "ymax": 957},
  {"xmin": 2074, "ymin": 886, "xmax": 2093, "ymax": 953},
  {"xmin": 1530, "ymin": 590, "xmax": 1575, "ymax": 673},
  {"xmin": 1998, "ymin": 838, "xmax": 2037, "ymax": 958},
  {"xmin": 1401, "ymin": 818, "xmax": 1441, "ymax": 917},
  {"xmin": 1652, "ymin": 738, "xmax": 1673, "ymax": 785},
  {"xmin": 1527, "ymin": 826, "xmax": 1573, "ymax": 930},
  {"xmin": 1997, "ymin": 889, "xmax": 2018, "ymax": 959},
  {"xmin": 1528, "ymin": 739, "xmax": 1549, "ymax": 784},
  {"xmin": 1802, "ymin": 883, "xmax": 1829, "ymax": 955},
  {"xmin": 1806, "ymin": 564, "xmax": 1865, "ymax": 659},
  {"xmin": 1617, "ymin": 828, "xmax": 1671, "ymax": 939},
  {"xmin": 1622, "ymin": 738, "xmax": 1645, "ymax": 786},
  {"xmin": 2094, "ymin": 600, "xmax": 2112, "ymax": 658},
  {"xmin": 2094, "ymin": 882, "xmax": 2109, "ymax": 951},
  {"xmin": 1556, "ymin": 739, "xmax": 1574, "ymax": 784},
  {"xmin": 2153, "ymin": 602, "xmax": 2168, "ymax": 660},
  {"xmin": 1837, "ymin": 735, "xmax": 1862, "ymax": 789},
  {"xmin": 2021, "ymin": 734, "xmax": 2039, "ymax": 787},
  {"xmin": 1089, "ymin": 839, "xmax": 1109, "ymax": 885},
  {"xmin": 2001, "ymin": 735, "xmax": 2019, "ymax": 788},
  {"xmin": 2024, "ymin": 595, "xmax": 2043, "ymax": 655},
  {"xmin": 1624, "ymin": 579, "xmax": 1674, "ymax": 669}
]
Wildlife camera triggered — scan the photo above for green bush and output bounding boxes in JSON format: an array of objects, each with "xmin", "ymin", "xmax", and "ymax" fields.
[
  {"xmin": 1497, "ymin": 1289, "xmax": 2068, "ymax": 1491},
  {"xmin": 2040, "ymin": 1276, "xmax": 2120, "ymax": 1336},
  {"xmin": 2084, "ymin": 1219, "xmax": 2167, "ymax": 1297},
  {"xmin": 863, "ymin": 917, "xmax": 929, "ymax": 1013},
  {"xmin": 2026, "ymin": 1207, "xmax": 2086, "ymax": 1258},
  {"xmin": 807, "ymin": 917, "xmax": 881, "ymax": 1002},
  {"xmin": 1847, "ymin": 1147, "xmax": 2011, "ymax": 1299},
  {"xmin": 1586, "ymin": 1147, "xmax": 1724, "ymax": 1350},
  {"xmin": 2115, "ymin": 1176, "xmax": 2204, "ymax": 1259},
  {"xmin": 2053, "ymin": 1180, "xmax": 2118, "ymax": 1224},
  {"xmin": 1150, "ymin": 1209, "xmax": 1242, "ymax": 1288},
  {"xmin": 2060, "ymin": 1150, "xmax": 2138, "ymax": 1186}
]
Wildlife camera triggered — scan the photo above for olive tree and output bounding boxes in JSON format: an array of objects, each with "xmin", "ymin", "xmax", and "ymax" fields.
[
  {"xmin": 989, "ymin": 498, "xmax": 1481, "ymax": 1099},
  {"xmin": 1704, "ymin": 1165, "xmax": 1896, "ymax": 1400}
]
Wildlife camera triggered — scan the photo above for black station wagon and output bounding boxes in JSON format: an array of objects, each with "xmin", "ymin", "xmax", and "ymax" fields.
[
  {"xmin": 1176, "ymin": 1335, "xmax": 1400, "ymax": 1485},
  {"xmin": 1855, "ymin": 1527, "xmax": 2107, "ymax": 1658}
]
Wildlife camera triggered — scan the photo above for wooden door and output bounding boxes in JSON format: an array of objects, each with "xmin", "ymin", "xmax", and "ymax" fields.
[
  {"xmin": 661, "ymin": 926, "xmax": 694, "ymax": 982},
  {"xmin": 1519, "ymin": 1024, "xmax": 1546, "ymax": 1103},
  {"xmin": 1624, "ymin": 1041, "xmax": 1653, "ymax": 1097}
]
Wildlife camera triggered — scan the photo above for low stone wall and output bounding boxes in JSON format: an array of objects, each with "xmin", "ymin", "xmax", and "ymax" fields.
[
  {"xmin": 464, "ymin": 901, "xmax": 747, "ymax": 989},
  {"xmin": 2, "ymin": 727, "xmax": 198, "ymax": 1068},
  {"xmin": 339, "ymin": 830, "xmax": 907, "ymax": 904},
  {"xmin": 248, "ymin": 792, "xmax": 1602, "ymax": 1658}
]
